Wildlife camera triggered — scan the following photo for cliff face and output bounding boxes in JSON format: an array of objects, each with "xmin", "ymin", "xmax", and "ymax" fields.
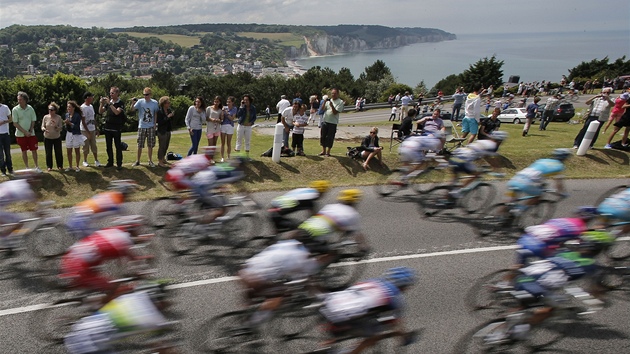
[{"xmin": 294, "ymin": 33, "xmax": 456, "ymax": 58}]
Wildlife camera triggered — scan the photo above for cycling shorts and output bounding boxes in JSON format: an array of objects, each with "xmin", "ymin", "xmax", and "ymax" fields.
[
  {"xmin": 449, "ymin": 157, "xmax": 476, "ymax": 174},
  {"xmin": 506, "ymin": 175, "xmax": 544, "ymax": 197}
]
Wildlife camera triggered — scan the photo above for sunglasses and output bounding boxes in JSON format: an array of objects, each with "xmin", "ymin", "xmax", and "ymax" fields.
[
  {"xmin": 370, "ymin": 131, "xmax": 376, "ymax": 134},
  {"xmin": 143, "ymin": 93, "xmax": 151, "ymax": 96},
  {"xmin": 48, "ymin": 108, "xmax": 56, "ymax": 111}
]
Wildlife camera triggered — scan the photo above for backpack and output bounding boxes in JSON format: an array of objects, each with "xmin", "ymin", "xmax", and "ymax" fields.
[
  {"xmin": 120, "ymin": 141, "xmax": 129, "ymax": 151},
  {"xmin": 166, "ymin": 151, "xmax": 183, "ymax": 160},
  {"xmin": 346, "ymin": 146, "xmax": 362, "ymax": 160}
]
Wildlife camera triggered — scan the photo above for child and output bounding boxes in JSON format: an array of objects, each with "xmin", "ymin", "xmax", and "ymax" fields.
[
  {"xmin": 389, "ymin": 105, "xmax": 398, "ymax": 121},
  {"xmin": 292, "ymin": 104, "xmax": 309, "ymax": 156}
]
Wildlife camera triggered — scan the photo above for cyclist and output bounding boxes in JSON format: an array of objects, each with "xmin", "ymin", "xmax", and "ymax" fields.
[
  {"xmin": 596, "ymin": 186, "xmax": 630, "ymax": 237},
  {"xmin": 238, "ymin": 239, "xmax": 322, "ymax": 328},
  {"xmin": 285, "ymin": 189, "xmax": 370, "ymax": 268},
  {"xmin": 268, "ymin": 180, "xmax": 332, "ymax": 233},
  {"xmin": 398, "ymin": 134, "xmax": 446, "ymax": 178},
  {"xmin": 505, "ymin": 148, "xmax": 571, "ymax": 206},
  {"xmin": 0, "ymin": 169, "xmax": 39, "ymax": 250},
  {"xmin": 64, "ymin": 283, "xmax": 175, "ymax": 354},
  {"xmin": 164, "ymin": 146, "xmax": 217, "ymax": 190},
  {"xmin": 318, "ymin": 267, "xmax": 417, "ymax": 352},
  {"xmin": 59, "ymin": 215, "xmax": 152, "ymax": 302},
  {"xmin": 66, "ymin": 180, "xmax": 138, "ymax": 240},
  {"xmin": 447, "ymin": 131, "xmax": 508, "ymax": 198}
]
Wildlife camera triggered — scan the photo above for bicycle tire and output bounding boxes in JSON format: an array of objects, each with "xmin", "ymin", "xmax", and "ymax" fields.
[
  {"xmin": 451, "ymin": 318, "xmax": 515, "ymax": 354},
  {"xmin": 598, "ymin": 263, "xmax": 628, "ymax": 290},
  {"xmin": 27, "ymin": 223, "xmax": 74, "ymax": 258},
  {"xmin": 605, "ymin": 223, "xmax": 630, "ymax": 261},
  {"xmin": 225, "ymin": 194, "xmax": 263, "ymax": 241},
  {"xmin": 159, "ymin": 220, "xmax": 200, "ymax": 256},
  {"xmin": 320, "ymin": 238, "xmax": 368, "ymax": 291},
  {"xmin": 517, "ymin": 200, "xmax": 555, "ymax": 230},
  {"xmin": 595, "ymin": 184, "xmax": 628, "ymax": 206},
  {"xmin": 420, "ymin": 186, "xmax": 453, "ymax": 217},
  {"xmin": 410, "ymin": 167, "xmax": 436, "ymax": 194},
  {"xmin": 459, "ymin": 182, "xmax": 496, "ymax": 215},
  {"xmin": 472, "ymin": 204, "xmax": 518, "ymax": 239},
  {"xmin": 30, "ymin": 297, "xmax": 87, "ymax": 343},
  {"xmin": 464, "ymin": 269, "xmax": 519, "ymax": 317},
  {"xmin": 525, "ymin": 306, "xmax": 573, "ymax": 350},
  {"xmin": 374, "ymin": 169, "xmax": 407, "ymax": 197},
  {"xmin": 145, "ymin": 196, "xmax": 182, "ymax": 230},
  {"xmin": 272, "ymin": 295, "xmax": 321, "ymax": 339},
  {"xmin": 193, "ymin": 309, "xmax": 265, "ymax": 354}
]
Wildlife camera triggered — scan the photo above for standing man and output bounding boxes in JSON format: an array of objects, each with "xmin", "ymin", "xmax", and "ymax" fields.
[
  {"xmin": 573, "ymin": 87, "xmax": 613, "ymax": 149},
  {"xmin": 12, "ymin": 91, "xmax": 40, "ymax": 172},
  {"xmin": 80, "ymin": 92, "xmax": 100, "ymax": 167},
  {"xmin": 0, "ymin": 93, "xmax": 13, "ymax": 176},
  {"xmin": 539, "ymin": 93, "xmax": 561, "ymax": 131},
  {"xmin": 319, "ymin": 88, "xmax": 344, "ymax": 157},
  {"xmin": 451, "ymin": 87, "xmax": 466, "ymax": 121},
  {"xmin": 523, "ymin": 96, "xmax": 541, "ymax": 136},
  {"xmin": 460, "ymin": 83, "xmax": 486, "ymax": 144},
  {"xmin": 99, "ymin": 86, "xmax": 125, "ymax": 170},
  {"xmin": 400, "ymin": 91, "xmax": 412, "ymax": 119},
  {"xmin": 276, "ymin": 95, "xmax": 290, "ymax": 124},
  {"xmin": 131, "ymin": 87, "xmax": 158, "ymax": 167},
  {"xmin": 235, "ymin": 94, "xmax": 256, "ymax": 159},
  {"xmin": 281, "ymin": 99, "xmax": 300, "ymax": 149}
]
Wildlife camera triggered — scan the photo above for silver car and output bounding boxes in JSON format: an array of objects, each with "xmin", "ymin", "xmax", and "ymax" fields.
[{"xmin": 496, "ymin": 108, "xmax": 531, "ymax": 124}]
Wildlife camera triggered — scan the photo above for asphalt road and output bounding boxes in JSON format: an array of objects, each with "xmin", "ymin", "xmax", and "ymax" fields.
[{"xmin": 1, "ymin": 178, "xmax": 629, "ymax": 353}]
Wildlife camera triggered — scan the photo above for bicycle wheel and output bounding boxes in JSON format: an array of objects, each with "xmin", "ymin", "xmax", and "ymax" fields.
[
  {"xmin": 410, "ymin": 167, "xmax": 436, "ymax": 194},
  {"xmin": 459, "ymin": 182, "xmax": 496, "ymax": 215},
  {"xmin": 598, "ymin": 263, "xmax": 628, "ymax": 290},
  {"xmin": 374, "ymin": 169, "xmax": 407, "ymax": 197},
  {"xmin": 420, "ymin": 186, "xmax": 453, "ymax": 217},
  {"xmin": 595, "ymin": 185, "xmax": 628, "ymax": 205},
  {"xmin": 320, "ymin": 239, "xmax": 368, "ymax": 291},
  {"xmin": 146, "ymin": 197, "xmax": 182, "ymax": 230},
  {"xmin": 27, "ymin": 223, "xmax": 74, "ymax": 258},
  {"xmin": 465, "ymin": 269, "xmax": 518, "ymax": 317},
  {"xmin": 225, "ymin": 194, "xmax": 263, "ymax": 240},
  {"xmin": 525, "ymin": 307, "xmax": 573, "ymax": 350},
  {"xmin": 451, "ymin": 318, "xmax": 515, "ymax": 354},
  {"xmin": 472, "ymin": 204, "xmax": 517, "ymax": 239},
  {"xmin": 518, "ymin": 200, "xmax": 555, "ymax": 230},
  {"xmin": 273, "ymin": 295, "xmax": 321, "ymax": 339},
  {"xmin": 605, "ymin": 224, "xmax": 630, "ymax": 261},
  {"xmin": 30, "ymin": 297, "xmax": 87, "ymax": 343},
  {"xmin": 160, "ymin": 220, "xmax": 200, "ymax": 256},
  {"xmin": 193, "ymin": 310, "xmax": 265, "ymax": 354}
]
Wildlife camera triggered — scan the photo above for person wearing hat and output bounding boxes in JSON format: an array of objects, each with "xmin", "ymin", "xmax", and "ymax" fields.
[
  {"xmin": 539, "ymin": 93, "xmax": 561, "ymax": 131},
  {"xmin": 80, "ymin": 92, "xmax": 101, "ymax": 167},
  {"xmin": 276, "ymin": 94, "xmax": 290, "ymax": 124},
  {"xmin": 573, "ymin": 87, "xmax": 613, "ymax": 149}
]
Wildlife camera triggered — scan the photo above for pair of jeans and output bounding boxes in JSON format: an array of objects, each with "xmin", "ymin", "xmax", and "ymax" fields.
[
  {"xmin": 104, "ymin": 129, "xmax": 123, "ymax": 167},
  {"xmin": 0, "ymin": 133, "xmax": 13, "ymax": 173},
  {"xmin": 188, "ymin": 129, "xmax": 202, "ymax": 156},
  {"xmin": 44, "ymin": 137, "xmax": 63, "ymax": 169},
  {"xmin": 539, "ymin": 110, "xmax": 554, "ymax": 130}
]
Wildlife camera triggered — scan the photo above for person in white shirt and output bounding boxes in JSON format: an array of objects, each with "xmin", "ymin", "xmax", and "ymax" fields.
[
  {"xmin": 80, "ymin": 92, "xmax": 100, "ymax": 167},
  {"xmin": 276, "ymin": 95, "xmax": 291, "ymax": 124},
  {"xmin": 0, "ymin": 94, "xmax": 13, "ymax": 176}
]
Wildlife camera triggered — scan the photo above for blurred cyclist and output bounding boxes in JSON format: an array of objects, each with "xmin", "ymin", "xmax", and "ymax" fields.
[
  {"xmin": 268, "ymin": 180, "xmax": 331, "ymax": 233},
  {"xmin": 398, "ymin": 134, "xmax": 446, "ymax": 179},
  {"xmin": 0, "ymin": 169, "xmax": 39, "ymax": 250},
  {"xmin": 164, "ymin": 146, "xmax": 217, "ymax": 191}
]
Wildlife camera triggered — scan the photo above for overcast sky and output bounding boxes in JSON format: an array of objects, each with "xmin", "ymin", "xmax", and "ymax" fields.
[{"xmin": 1, "ymin": 0, "xmax": 628, "ymax": 35}]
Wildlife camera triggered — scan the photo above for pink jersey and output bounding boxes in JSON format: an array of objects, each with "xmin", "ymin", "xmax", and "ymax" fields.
[
  {"xmin": 164, "ymin": 154, "xmax": 210, "ymax": 190},
  {"xmin": 524, "ymin": 218, "xmax": 586, "ymax": 242}
]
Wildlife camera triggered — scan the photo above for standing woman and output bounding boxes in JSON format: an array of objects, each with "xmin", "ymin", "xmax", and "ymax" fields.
[
  {"xmin": 235, "ymin": 94, "xmax": 257, "ymax": 159},
  {"xmin": 41, "ymin": 102, "xmax": 64, "ymax": 171},
  {"xmin": 309, "ymin": 94, "xmax": 319, "ymax": 125},
  {"xmin": 64, "ymin": 101, "xmax": 87, "ymax": 172},
  {"xmin": 220, "ymin": 96, "xmax": 237, "ymax": 162},
  {"xmin": 156, "ymin": 96, "xmax": 174, "ymax": 167},
  {"xmin": 185, "ymin": 96, "xmax": 206, "ymax": 156},
  {"xmin": 206, "ymin": 96, "xmax": 223, "ymax": 147}
]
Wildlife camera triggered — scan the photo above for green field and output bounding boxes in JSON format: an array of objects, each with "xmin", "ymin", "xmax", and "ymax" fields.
[
  {"xmin": 236, "ymin": 32, "xmax": 304, "ymax": 47},
  {"xmin": 122, "ymin": 32, "xmax": 201, "ymax": 47}
]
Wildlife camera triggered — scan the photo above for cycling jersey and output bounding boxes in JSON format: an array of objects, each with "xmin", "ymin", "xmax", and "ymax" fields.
[
  {"xmin": 451, "ymin": 140, "xmax": 498, "ymax": 163},
  {"xmin": 516, "ymin": 218, "xmax": 587, "ymax": 265},
  {"xmin": 320, "ymin": 279, "xmax": 403, "ymax": 324},
  {"xmin": 0, "ymin": 179, "xmax": 36, "ymax": 225},
  {"xmin": 164, "ymin": 154, "xmax": 212, "ymax": 190},
  {"xmin": 243, "ymin": 239, "xmax": 318, "ymax": 283},
  {"xmin": 60, "ymin": 228, "xmax": 134, "ymax": 291},
  {"xmin": 298, "ymin": 203, "xmax": 361, "ymax": 240},
  {"xmin": 65, "ymin": 291, "xmax": 166, "ymax": 354},
  {"xmin": 398, "ymin": 135, "xmax": 442, "ymax": 164},
  {"xmin": 507, "ymin": 158, "xmax": 565, "ymax": 196},
  {"xmin": 270, "ymin": 188, "xmax": 320, "ymax": 213},
  {"xmin": 68, "ymin": 191, "xmax": 126, "ymax": 239},
  {"xmin": 597, "ymin": 187, "xmax": 630, "ymax": 221}
]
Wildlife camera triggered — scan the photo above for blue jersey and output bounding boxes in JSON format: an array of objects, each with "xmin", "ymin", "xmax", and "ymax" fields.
[
  {"xmin": 517, "ymin": 158, "xmax": 565, "ymax": 180},
  {"xmin": 598, "ymin": 187, "xmax": 630, "ymax": 221}
]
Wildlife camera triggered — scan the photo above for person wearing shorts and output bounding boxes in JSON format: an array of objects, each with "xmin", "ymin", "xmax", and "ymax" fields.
[
  {"xmin": 12, "ymin": 91, "xmax": 41, "ymax": 172},
  {"xmin": 460, "ymin": 83, "xmax": 487, "ymax": 145},
  {"xmin": 220, "ymin": 96, "xmax": 237, "ymax": 162},
  {"xmin": 206, "ymin": 96, "xmax": 224, "ymax": 148},
  {"xmin": 131, "ymin": 87, "xmax": 159, "ymax": 167}
]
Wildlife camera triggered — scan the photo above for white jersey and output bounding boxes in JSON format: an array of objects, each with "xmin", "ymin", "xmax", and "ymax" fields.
[
  {"xmin": 452, "ymin": 139, "xmax": 497, "ymax": 162},
  {"xmin": 320, "ymin": 280, "xmax": 393, "ymax": 323},
  {"xmin": 399, "ymin": 135, "xmax": 441, "ymax": 163},
  {"xmin": 244, "ymin": 240, "xmax": 318, "ymax": 282},
  {"xmin": 191, "ymin": 169, "xmax": 217, "ymax": 187},
  {"xmin": 0, "ymin": 179, "xmax": 36, "ymax": 208},
  {"xmin": 299, "ymin": 203, "xmax": 361, "ymax": 239},
  {"xmin": 173, "ymin": 154, "xmax": 210, "ymax": 175}
]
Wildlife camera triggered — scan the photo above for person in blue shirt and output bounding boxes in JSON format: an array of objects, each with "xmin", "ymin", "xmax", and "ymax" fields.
[
  {"xmin": 522, "ymin": 96, "xmax": 541, "ymax": 137},
  {"xmin": 131, "ymin": 87, "xmax": 159, "ymax": 167}
]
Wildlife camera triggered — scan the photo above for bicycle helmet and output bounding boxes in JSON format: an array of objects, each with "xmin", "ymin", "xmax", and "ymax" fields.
[
  {"xmin": 201, "ymin": 146, "xmax": 217, "ymax": 158},
  {"xmin": 384, "ymin": 267, "xmax": 416, "ymax": 290},
  {"xmin": 337, "ymin": 189, "xmax": 362, "ymax": 205},
  {"xmin": 490, "ymin": 131, "xmax": 509, "ymax": 142},
  {"xmin": 109, "ymin": 179, "xmax": 139, "ymax": 197},
  {"xmin": 552, "ymin": 148, "xmax": 572, "ymax": 161},
  {"xmin": 309, "ymin": 180, "xmax": 331, "ymax": 194},
  {"xmin": 574, "ymin": 206, "xmax": 599, "ymax": 221}
]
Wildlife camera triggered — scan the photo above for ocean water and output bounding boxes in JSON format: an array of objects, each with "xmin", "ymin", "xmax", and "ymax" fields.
[{"xmin": 296, "ymin": 30, "xmax": 630, "ymax": 89}]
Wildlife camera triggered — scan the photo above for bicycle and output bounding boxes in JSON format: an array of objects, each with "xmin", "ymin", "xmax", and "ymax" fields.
[
  {"xmin": 594, "ymin": 184, "xmax": 627, "ymax": 206},
  {"xmin": 472, "ymin": 189, "xmax": 565, "ymax": 239},
  {"xmin": 374, "ymin": 153, "xmax": 447, "ymax": 197}
]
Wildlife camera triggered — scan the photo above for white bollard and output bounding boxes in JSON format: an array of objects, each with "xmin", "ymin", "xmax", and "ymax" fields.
[
  {"xmin": 272, "ymin": 123, "xmax": 283, "ymax": 163},
  {"xmin": 576, "ymin": 120, "xmax": 600, "ymax": 156}
]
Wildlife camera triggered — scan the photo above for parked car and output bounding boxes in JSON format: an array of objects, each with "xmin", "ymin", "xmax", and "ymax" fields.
[
  {"xmin": 496, "ymin": 108, "xmax": 530, "ymax": 124},
  {"xmin": 537, "ymin": 102, "xmax": 575, "ymax": 122}
]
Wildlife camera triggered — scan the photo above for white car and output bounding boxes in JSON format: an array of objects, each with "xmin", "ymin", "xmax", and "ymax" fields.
[{"xmin": 496, "ymin": 108, "xmax": 531, "ymax": 124}]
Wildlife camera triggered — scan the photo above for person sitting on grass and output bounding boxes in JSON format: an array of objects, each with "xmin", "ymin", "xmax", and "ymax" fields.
[{"xmin": 360, "ymin": 127, "xmax": 384, "ymax": 170}]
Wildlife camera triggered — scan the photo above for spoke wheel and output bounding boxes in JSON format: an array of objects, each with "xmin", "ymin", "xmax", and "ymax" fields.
[
  {"xmin": 30, "ymin": 298, "xmax": 87, "ymax": 343},
  {"xmin": 27, "ymin": 223, "xmax": 73, "ymax": 258},
  {"xmin": 473, "ymin": 204, "xmax": 518, "ymax": 240},
  {"xmin": 374, "ymin": 169, "xmax": 407, "ymax": 197},
  {"xmin": 452, "ymin": 319, "xmax": 516, "ymax": 354},
  {"xmin": 320, "ymin": 238, "xmax": 367, "ymax": 291},
  {"xmin": 459, "ymin": 183, "xmax": 496, "ymax": 214},
  {"xmin": 518, "ymin": 200, "xmax": 555, "ymax": 229},
  {"xmin": 465, "ymin": 269, "xmax": 518, "ymax": 318},
  {"xmin": 193, "ymin": 310, "xmax": 265, "ymax": 353},
  {"xmin": 525, "ymin": 307, "xmax": 572, "ymax": 350},
  {"xmin": 420, "ymin": 186, "xmax": 453, "ymax": 217},
  {"xmin": 146, "ymin": 197, "xmax": 183, "ymax": 230},
  {"xmin": 160, "ymin": 221, "xmax": 200, "ymax": 256}
]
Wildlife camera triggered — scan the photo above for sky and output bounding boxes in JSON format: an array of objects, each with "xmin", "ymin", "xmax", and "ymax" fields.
[{"xmin": 0, "ymin": 0, "xmax": 628, "ymax": 35}]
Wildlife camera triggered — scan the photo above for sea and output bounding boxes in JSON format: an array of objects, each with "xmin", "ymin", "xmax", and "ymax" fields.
[{"xmin": 296, "ymin": 30, "xmax": 630, "ymax": 89}]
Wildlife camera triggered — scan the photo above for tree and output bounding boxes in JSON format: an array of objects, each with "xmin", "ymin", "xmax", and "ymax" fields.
[
  {"xmin": 150, "ymin": 70, "xmax": 179, "ymax": 96},
  {"xmin": 431, "ymin": 74, "xmax": 461, "ymax": 96},
  {"xmin": 459, "ymin": 55, "xmax": 504, "ymax": 91},
  {"xmin": 359, "ymin": 60, "xmax": 392, "ymax": 82},
  {"xmin": 30, "ymin": 54, "xmax": 40, "ymax": 68},
  {"xmin": 414, "ymin": 80, "xmax": 428, "ymax": 95}
]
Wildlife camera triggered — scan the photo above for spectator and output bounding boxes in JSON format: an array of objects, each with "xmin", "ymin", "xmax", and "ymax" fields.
[
  {"xmin": 80, "ymin": 92, "xmax": 100, "ymax": 167},
  {"xmin": 360, "ymin": 127, "xmax": 384, "ymax": 170},
  {"xmin": 451, "ymin": 87, "xmax": 466, "ymax": 121},
  {"xmin": 0, "ymin": 93, "xmax": 13, "ymax": 176},
  {"xmin": 205, "ymin": 95, "xmax": 223, "ymax": 147},
  {"xmin": 220, "ymin": 96, "xmax": 237, "ymax": 162},
  {"xmin": 484, "ymin": 97, "xmax": 492, "ymax": 115},
  {"xmin": 64, "ymin": 100, "xmax": 87, "ymax": 172},
  {"xmin": 479, "ymin": 108, "xmax": 502, "ymax": 140},
  {"xmin": 265, "ymin": 105, "xmax": 271, "ymax": 120},
  {"xmin": 99, "ymin": 86, "xmax": 125, "ymax": 170},
  {"xmin": 503, "ymin": 84, "xmax": 510, "ymax": 97},
  {"xmin": 309, "ymin": 94, "xmax": 320, "ymax": 125},
  {"xmin": 573, "ymin": 87, "xmax": 613, "ymax": 149},
  {"xmin": 522, "ymin": 96, "xmax": 541, "ymax": 137},
  {"xmin": 389, "ymin": 105, "xmax": 398, "ymax": 121},
  {"xmin": 156, "ymin": 96, "xmax": 174, "ymax": 167},
  {"xmin": 131, "ymin": 87, "xmax": 159, "ymax": 167},
  {"xmin": 185, "ymin": 96, "xmax": 206, "ymax": 156},
  {"xmin": 487, "ymin": 85, "xmax": 494, "ymax": 97},
  {"xmin": 604, "ymin": 93, "xmax": 630, "ymax": 149},
  {"xmin": 235, "ymin": 94, "xmax": 256, "ymax": 159},
  {"xmin": 276, "ymin": 95, "xmax": 290, "ymax": 124},
  {"xmin": 400, "ymin": 91, "xmax": 412, "ymax": 118},
  {"xmin": 460, "ymin": 83, "xmax": 486, "ymax": 144},
  {"xmin": 394, "ymin": 92, "xmax": 401, "ymax": 105},
  {"xmin": 418, "ymin": 108, "xmax": 446, "ymax": 136},
  {"xmin": 293, "ymin": 92, "xmax": 303, "ymax": 105},
  {"xmin": 317, "ymin": 94, "xmax": 328, "ymax": 128},
  {"xmin": 292, "ymin": 104, "xmax": 309, "ymax": 156},
  {"xmin": 41, "ymin": 102, "xmax": 64, "ymax": 171},
  {"xmin": 12, "ymin": 91, "xmax": 41, "ymax": 172},
  {"xmin": 539, "ymin": 93, "xmax": 561, "ymax": 131},
  {"xmin": 437, "ymin": 90, "xmax": 444, "ymax": 98},
  {"xmin": 399, "ymin": 108, "xmax": 416, "ymax": 138},
  {"xmin": 319, "ymin": 88, "xmax": 344, "ymax": 157},
  {"xmin": 602, "ymin": 90, "xmax": 630, "ymax": 135},
  {"xmin": 417, "ymin": 92, "xmax": 424, "ymax": 106},
  {"xmin": 281, "ymin": 99, "xmax": 300, "ymax": 149},
  {"xmin": 388, "ymin": 94, "xmax": 394, "ymax": 107}
]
